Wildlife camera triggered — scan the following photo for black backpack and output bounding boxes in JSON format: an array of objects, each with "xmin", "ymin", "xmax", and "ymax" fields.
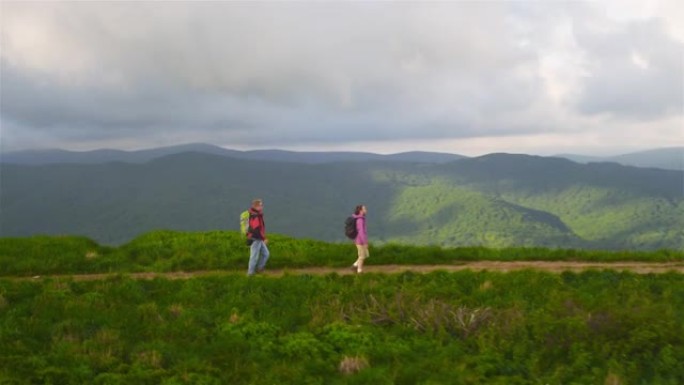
[{"xmin": 344, "ymin": 217, "xmax": 358, "ymax": 239}]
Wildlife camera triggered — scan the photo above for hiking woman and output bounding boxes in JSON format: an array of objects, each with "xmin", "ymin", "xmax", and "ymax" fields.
[{"xmin": 351, "ymin": 204, "xmax": 368, "ymax": 273}]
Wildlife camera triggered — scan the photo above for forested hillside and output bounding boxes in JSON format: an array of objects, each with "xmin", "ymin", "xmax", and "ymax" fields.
[{"xmin": 1, "ymin": 152, "xmax": 682, "ymax": 249}]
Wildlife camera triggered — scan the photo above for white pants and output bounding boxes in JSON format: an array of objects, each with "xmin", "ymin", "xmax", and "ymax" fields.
[{"xmin": 354, "ymin": 245, "xmax": 369, "ymax": 272}]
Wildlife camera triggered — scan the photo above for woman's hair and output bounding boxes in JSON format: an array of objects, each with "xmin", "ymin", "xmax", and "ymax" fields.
[
  {"xmin": 354, "ymin": 205, "xmax": 365, "ymax": 215},
  {"xmin": 252, "ymin": 199, "xmax": 263, "ymax": 207}
]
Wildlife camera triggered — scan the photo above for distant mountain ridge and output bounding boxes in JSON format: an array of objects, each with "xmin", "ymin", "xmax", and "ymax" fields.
[
  {"xmin": 1, "ymin": 151, "xmax": 681, "ymax": 250},
  {"xmin": 555, "ymin": 147, "xmax": 683, "ymax": 171},
  {"xmin": 3, "ymin": 143, "xmax": 681, "ymax": 170},
  {"xmin": 0, "ymin": 143, "xmax": 465, "ymax": 165}
]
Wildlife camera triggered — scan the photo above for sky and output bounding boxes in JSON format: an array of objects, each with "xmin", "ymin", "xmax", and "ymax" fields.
[{"xmin": 1, "ymin": 0, "xmax": 683, "ymax": 157}]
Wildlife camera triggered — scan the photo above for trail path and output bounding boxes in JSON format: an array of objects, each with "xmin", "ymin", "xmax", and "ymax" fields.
[{"xmin": 6, "ymin": 261, "xmax": 684, "ymax": 281}]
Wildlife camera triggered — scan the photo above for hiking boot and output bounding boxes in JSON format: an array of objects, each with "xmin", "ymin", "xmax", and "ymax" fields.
[{"xmin": 349, "ymin": 265, "xmax": 358, "ymax": 273}]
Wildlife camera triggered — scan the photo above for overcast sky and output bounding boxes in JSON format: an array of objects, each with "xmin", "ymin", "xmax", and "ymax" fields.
[{"xmin": 1, "ymin": 1, "xmax": 682, "ymax": 156}]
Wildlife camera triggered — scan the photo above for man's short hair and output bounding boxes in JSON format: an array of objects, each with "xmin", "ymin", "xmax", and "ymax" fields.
[{"xmin": 252, "ymin": 199, "xmax": 263, "ymax": 207}]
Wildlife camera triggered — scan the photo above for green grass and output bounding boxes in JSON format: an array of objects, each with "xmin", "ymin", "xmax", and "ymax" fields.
[
  {"xmin": 1, "ymin": 270, "xmax": 683, "ymax": 384},
  {"xmin": 1, "ymin": 230, "xmax": 683, "ymax": 383},
  {"xmin": 1, "ymin": 230, "xmax": 683, "ymax": 277}
]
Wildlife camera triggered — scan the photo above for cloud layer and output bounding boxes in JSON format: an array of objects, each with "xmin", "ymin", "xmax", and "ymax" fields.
[{"xmin": 1, "ymin": 1, "xmax": 682, "ymax": 154}]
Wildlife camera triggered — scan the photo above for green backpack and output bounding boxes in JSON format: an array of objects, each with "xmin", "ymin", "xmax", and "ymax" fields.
[{"xmin": 240, "ymin": 210, "xmax": 250, "ymax": 235}]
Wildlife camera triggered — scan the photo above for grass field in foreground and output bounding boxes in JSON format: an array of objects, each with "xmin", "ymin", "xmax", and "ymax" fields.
[{"xmin": 1, "ymin": 270, "xmax": 683, "ymax": 384}]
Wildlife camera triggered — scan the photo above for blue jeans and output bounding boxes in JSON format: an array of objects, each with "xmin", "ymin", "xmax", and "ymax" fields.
[{"xmin": 248, "ymin": 239, "xmax": 270, "ymax": 275}]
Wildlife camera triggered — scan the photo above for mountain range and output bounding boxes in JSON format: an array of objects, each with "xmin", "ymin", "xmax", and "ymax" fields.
[
  {"xmin": 0, "ymin": 143, "xmax": 465, "ymax": 165},
  {"xmin": 556, "ymin": 147, "xmax": 683, "ymax": 171},
  {"xmin": 1, "ymin": 145, "xmax": 682, "ymax": 250},
  {"xmin": 2, "ymin": 144, "xmax": 682, "ymax": 170}
]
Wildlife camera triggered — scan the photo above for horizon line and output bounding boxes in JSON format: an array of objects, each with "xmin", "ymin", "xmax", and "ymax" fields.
[{"xmin": 2, "ymin": 142, "xmax": 683, "ymax": 159}]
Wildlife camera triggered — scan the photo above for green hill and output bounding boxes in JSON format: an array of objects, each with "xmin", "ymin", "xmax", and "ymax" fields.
[{"xmin": 1, "ymin": 152, "xmax": 682, "ymax": 249}]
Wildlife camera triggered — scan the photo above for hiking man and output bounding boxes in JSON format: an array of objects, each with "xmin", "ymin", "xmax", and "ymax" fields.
[
  {"xmin": 246, "ymin": 199, "xmax": 269, "ymax": 275},
  {"xmin": 350, "ymin": 204, "xmax": 368, "ymax": 273}
]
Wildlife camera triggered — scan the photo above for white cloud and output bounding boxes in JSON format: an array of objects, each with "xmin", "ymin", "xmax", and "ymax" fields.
[{"xmin": 571, "ymin": 12, "xmax": 683, "ymax": 119}]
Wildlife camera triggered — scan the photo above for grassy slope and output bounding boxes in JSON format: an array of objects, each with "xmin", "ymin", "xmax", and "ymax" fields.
[
  {"xmin": 1, "ymin": 231, "xmax": 684, "ymax": 383},
  {"xmin": 0, "ymin": 231, "xmax": 682, "ymax": 277}
]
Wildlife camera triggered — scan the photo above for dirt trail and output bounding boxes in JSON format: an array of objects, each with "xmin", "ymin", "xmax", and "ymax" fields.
[{"xmin": 5, "ymin": 261, "xmax": 684, "ymax": 281}]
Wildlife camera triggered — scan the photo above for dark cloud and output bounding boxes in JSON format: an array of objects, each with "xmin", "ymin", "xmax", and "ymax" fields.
[{"xmin": 0, "ymin": 1, "xmax": 682, "ymax": 152}]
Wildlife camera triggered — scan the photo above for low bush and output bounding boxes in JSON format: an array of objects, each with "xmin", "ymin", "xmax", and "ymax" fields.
[{"xmin": 1, "ymin": 270, "xmax": 683, "ymax": 383}]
